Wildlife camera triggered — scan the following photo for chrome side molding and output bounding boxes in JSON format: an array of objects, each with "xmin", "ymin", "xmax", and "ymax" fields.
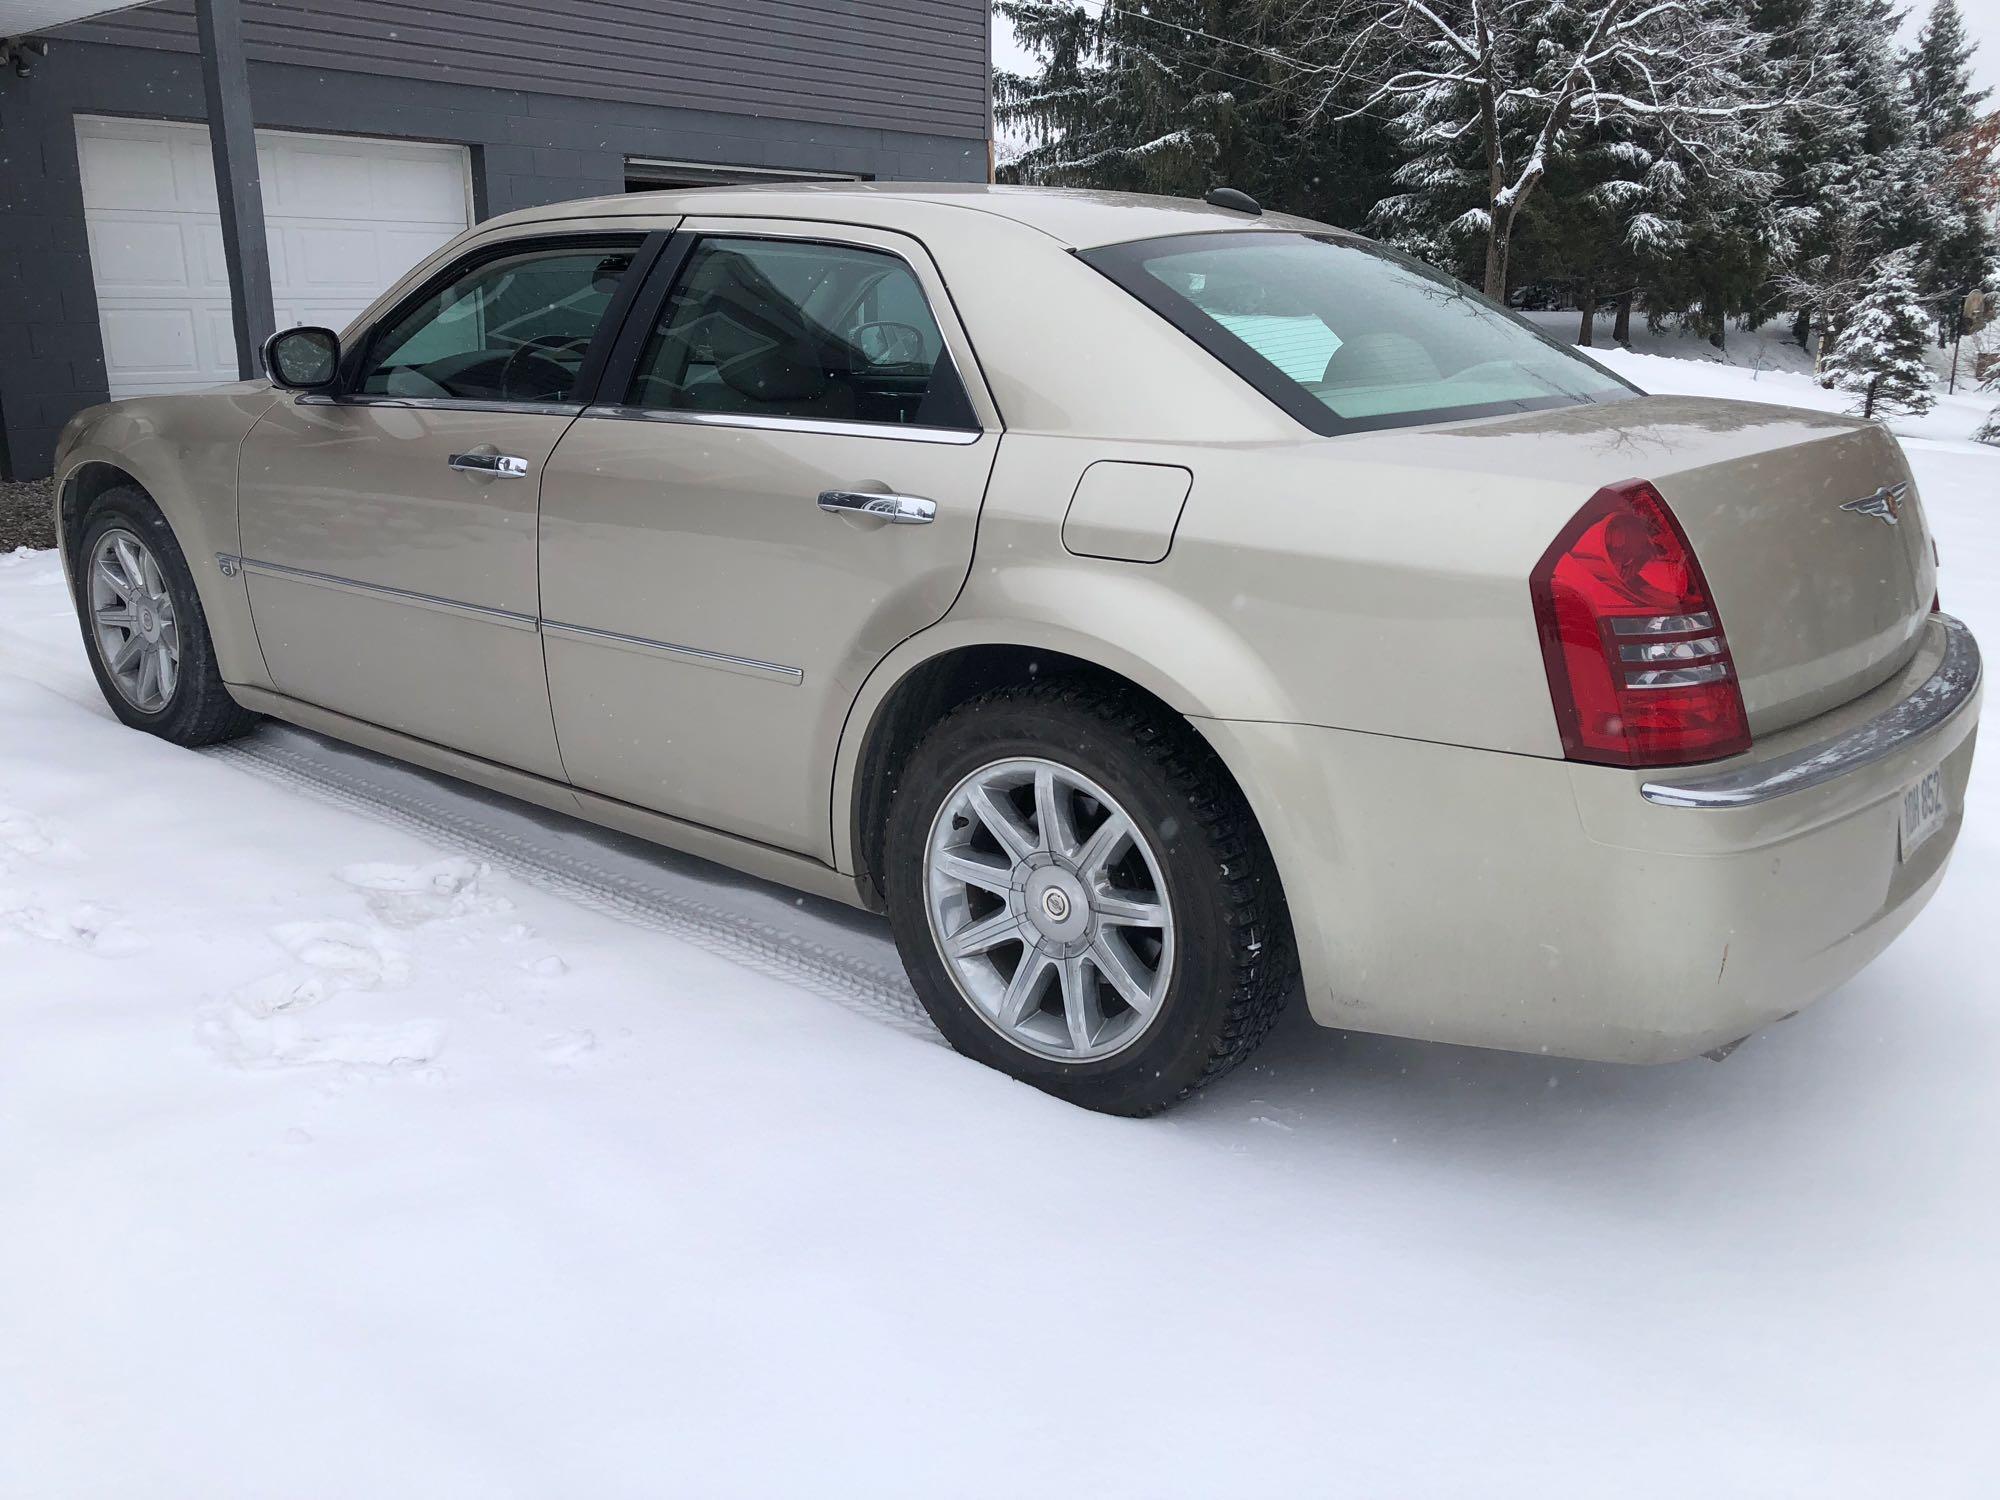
[
  {"xmin": 227, "ymin": 553, "xmax": 804, "ymax": 684},
  {"xmin": 541, "ymin": 619, "xmax": 803, "ymax": 684},
  {"xmin": 232, "ymin": 555, "xmax": 539, "ymax": 632},
  {"xmin": 1641, "ymin": 616, "xmax": 1981, "ymax": 809}
]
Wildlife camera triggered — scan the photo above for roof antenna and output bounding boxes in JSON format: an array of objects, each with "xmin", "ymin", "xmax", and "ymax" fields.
[{"xmin": 1203, "ymin": 187, "xmax": 1261, "ymax": 216}]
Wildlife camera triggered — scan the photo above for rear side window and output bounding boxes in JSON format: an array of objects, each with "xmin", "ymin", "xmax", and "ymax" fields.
[
  {"xmin": 625, "ymin": 237, "xmax": 978, "ymax": 431},
  {"xmin": 1081, "ymin": 231, "xmax": 1635, "ymax": 435}
]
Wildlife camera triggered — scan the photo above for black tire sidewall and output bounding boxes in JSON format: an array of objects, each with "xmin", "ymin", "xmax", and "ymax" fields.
[
  {"xmin": 885, "ymin": 693, "xmax": 1258, "ymax": 1115},
  {"xmin": 74, "ymin": 489, "xmax": 232, "ymax": 741}
]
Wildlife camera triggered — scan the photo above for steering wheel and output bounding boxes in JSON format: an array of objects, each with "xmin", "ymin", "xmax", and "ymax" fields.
[
  {"xmin": 850, "ymin": 320, "xmax": 928, "ymax": 368},
  {"xmin": 500, "ymin": 333, "xmax": 594, "ymax": 400}
]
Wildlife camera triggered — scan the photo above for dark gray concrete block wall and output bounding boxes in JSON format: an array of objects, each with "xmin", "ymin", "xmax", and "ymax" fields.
[{"xmin": 0, "ymin": 2, "xmax": 990, "ymax": 479}]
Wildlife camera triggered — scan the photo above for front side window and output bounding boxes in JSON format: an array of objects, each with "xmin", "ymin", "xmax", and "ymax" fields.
[
  {"xmin": 357, "ymin": 241, "xmax": 639, "ymax": 403},
  {"xmin": 1082, "ymin": 231, "xmax": 1635, "ymax": 435},
  {"xmin": 626, "ymin": 237, "xmax": 977, "ymax": 430}
]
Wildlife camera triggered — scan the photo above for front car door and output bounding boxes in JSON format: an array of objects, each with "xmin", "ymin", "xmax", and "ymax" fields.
[
  {"xmin": 538, "ymin": 219, "xmax": 1002, "ymax": 857},
  {"xmin": 237, "ymin": 230, "xmax": 662, "ymax": 779}
]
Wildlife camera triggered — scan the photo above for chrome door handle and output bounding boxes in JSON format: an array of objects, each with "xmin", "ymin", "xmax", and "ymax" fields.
[
  {"xmin": 817, "ymin": 490, "xmax": 936, "ymax": 525},
  {"xmin": 448, "ymin": 451, "xmax": 530, "ymax": 478}
]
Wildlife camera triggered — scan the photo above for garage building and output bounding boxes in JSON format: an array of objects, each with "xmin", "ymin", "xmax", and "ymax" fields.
[{"xmin": 0, "ymin": 0, "xmax": 992, "ymax": 478}]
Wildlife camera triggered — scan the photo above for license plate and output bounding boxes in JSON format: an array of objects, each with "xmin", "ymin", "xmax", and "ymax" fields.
[{"xmin": 1899, "ymin": 766, "xmax": 1948, "ymax": 861}]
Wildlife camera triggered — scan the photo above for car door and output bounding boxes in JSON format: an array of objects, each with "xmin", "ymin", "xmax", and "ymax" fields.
[
  {"xmin": 538, "ymin": 219, "xmax": 1002, "ymax": 858},
  {"xmin": 237, "ymin": 230, "xmax": 663, "ymax": 779}
]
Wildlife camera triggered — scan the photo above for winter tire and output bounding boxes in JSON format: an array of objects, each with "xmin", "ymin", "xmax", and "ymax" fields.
[
  {"xmin": 73, "ymin": 485, "xmax": 259, "ymax": 747},
  {"xmin": 884, "ymin": 678, "xmax": 1296, "ymax": 1116}
]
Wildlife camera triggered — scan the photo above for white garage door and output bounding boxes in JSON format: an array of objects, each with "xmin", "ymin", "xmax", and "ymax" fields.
[{"xmin": 76, "ymin": 116, "xmax": 470, "ymax": 399}]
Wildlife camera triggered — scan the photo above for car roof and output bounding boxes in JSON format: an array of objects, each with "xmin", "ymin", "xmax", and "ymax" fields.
[{"xmin": 482, "ymin": 181, "xmax": 1334, "ymax": 250}]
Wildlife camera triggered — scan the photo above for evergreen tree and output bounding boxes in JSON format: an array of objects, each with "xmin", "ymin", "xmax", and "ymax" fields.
[
  {"xmin": 995, "ymin": 0, "xmax": 1236, "ymax": 196},
  {"xmin": 1760, "ymin": 0, "xmax": 1995, "ymax": 344},
  {"xmin": 994, "ymin": 0, "xmax": 1396, "ymax": 229},
  {"xmin": 988, "ymin": 0, "xmax": 1990, "ymax": 345},
  {"xmin": 1767, "ymin": 0, "xmax": 1926, "ymax": 349},
  {"xmin": 1296, "ymin": 0, "xmax": 1786, "ymax": 300},
  {"xmin": 1907, "ymin": 0, "xmax": 1990, "ymax": 149},
  {"xmin": 1903, "ymin": 0, "xmax": 1997, "ymax": 311},
  {"xmin": 1820, "ymin": 248, "xmax": 1939, "ymax": 415}
]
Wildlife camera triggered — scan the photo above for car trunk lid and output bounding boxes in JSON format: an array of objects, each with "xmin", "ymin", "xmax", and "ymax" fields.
[
  {"xmin": 1353, "ymin": 393, "xmax": 1936, "ymax": 739},
  {"xmin": 1635, "ymin": 405, "xmax": 1932, "ymax": 735}
]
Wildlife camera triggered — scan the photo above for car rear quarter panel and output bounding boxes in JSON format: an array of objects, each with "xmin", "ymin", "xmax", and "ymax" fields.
[
  {"xmin": 829, "ymin": 428, "xmax": 1573, "ymax": 887},
  {"xmin": 56, "ymin": 386, "xmax": 283, "ymax": 692},
  {"xmin": 929, "ymin": 430, "xmax": 1576, "ymax": 746}
]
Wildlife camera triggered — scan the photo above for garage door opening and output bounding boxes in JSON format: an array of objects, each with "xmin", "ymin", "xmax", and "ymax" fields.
[
  {"xmin": 623, "ymin": 157, "xmax": 863, "ymax": 192},
  {"xmin": 76, "ymin": 116, "xmax": 471, "ymax": 399}
]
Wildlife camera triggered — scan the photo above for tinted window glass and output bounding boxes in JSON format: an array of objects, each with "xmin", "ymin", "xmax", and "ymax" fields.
[
  {"xmin": 1083, "ymin": 232, "xmax": 1634, "ymax": 435},
  {"xmin": 358, "ymin": 243, "xmax": 637, "ymax": 403},
  {"xmin": 628, "ymin": 237, "xmax": 977, "ymax": 430}
]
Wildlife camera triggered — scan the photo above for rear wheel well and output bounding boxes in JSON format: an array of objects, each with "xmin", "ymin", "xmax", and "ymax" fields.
[{"xmin": 849, "ymin": 645, "xmax": 1273, "ymax": 911}]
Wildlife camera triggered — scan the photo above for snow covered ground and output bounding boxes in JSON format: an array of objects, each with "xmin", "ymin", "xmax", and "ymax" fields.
[{"xmin": 2, "ymin": 360, "xmax": 1995, "ymax": 1498}]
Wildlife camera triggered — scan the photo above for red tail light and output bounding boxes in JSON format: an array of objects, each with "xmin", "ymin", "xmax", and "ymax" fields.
[{"xmin": 1530, "ymin": 479, "xmax": 1751, "ymax": 767}]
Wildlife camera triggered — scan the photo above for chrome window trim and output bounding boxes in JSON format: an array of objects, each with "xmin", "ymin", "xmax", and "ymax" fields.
[
  {"xmin": 541, "ymin": 619, "xmax": 804, "ymax": 684},
  {"xmin": 296, "ymin": 393, "xmax": 586, "ymax": 419},
  {"xmin": 582, "ymin": 403, "xmax": 984, "ymax": 446},
  {"xmin": 1640, "ymin": 616, "xmax": 1981, "ymax": 809},
  {"xmin": 230, "ymin": 555, "xmax": 539, "ymax": 632}
]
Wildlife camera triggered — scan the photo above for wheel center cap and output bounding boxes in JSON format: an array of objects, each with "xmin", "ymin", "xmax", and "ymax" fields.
[
  {"xmin": 1023, "ymin": 867, "xmax": 1089, "ymax": 945},
  {"xmin": 138, "ymin": 606, "xmax": 158, "ymax": 640}
]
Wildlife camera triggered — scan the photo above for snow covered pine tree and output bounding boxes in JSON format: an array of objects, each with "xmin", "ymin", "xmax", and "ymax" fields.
[
  {"xmin": 1820, "ymin": 248, "xmax": 1940, "ymax": 417},
  {"xmin": 1291, "ymin": 0, "xmax": 1783, "ymax": 299}
]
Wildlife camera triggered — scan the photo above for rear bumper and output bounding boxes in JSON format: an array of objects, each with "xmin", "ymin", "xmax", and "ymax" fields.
[
  {"xmin": 1639, "ymin": 615, "xmax": 1979, "ymax": 808},
  {"xmin": 1196, "ymin": 614, "xmax": 1982, "ymax": 1063}
]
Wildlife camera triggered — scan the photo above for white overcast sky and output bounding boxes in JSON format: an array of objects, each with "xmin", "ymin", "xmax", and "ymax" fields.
[{"xmin": 993, "ymin": 0, "xmax": 2000, "ymax": 100}]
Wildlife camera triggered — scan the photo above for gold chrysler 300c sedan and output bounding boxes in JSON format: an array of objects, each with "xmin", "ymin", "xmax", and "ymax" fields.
[{"xmin": 53, "ymin": 184, "xmax": 1981, "ymax": 1114}]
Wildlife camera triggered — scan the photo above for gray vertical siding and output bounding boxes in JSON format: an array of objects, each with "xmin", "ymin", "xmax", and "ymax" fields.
[
  {"xmin": 0, "ymin": 1, "xmax": 992, "ymax": 477},
  {"xmin": 60, "ymin": 0, "xmax": 991, "ymax": 139}
]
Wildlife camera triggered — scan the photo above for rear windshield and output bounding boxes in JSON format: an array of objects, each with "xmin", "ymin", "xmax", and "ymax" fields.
[{"xmin": 1081, "ymin": 231, "xmax": 1636, "ymax": 436}]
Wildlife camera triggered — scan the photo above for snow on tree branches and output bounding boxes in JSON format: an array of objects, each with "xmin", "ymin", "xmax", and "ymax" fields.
[
  {"xmin": 1820, "ymin": 248, "xmax": 1939, "ymax": 417},
  {"xmin": 992, "ymin": 0, "xmax": 1994, "ymax": 365},
  {"xmin": 1287, "ymin": 0, "xmax": 1791, "ymax": 298}
]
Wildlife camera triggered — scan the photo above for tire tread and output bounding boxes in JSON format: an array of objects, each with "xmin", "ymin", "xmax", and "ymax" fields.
[
  {"xmin": 891, "ymin": 675, "xmax": 1296, "ymax": 1114},
  {"xmin": 76, "ymin": 484, "xmax": 259, "ymax": 748}
]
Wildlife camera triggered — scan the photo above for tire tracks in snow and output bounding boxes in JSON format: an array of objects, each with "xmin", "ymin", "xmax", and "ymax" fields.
[{"xmin": 206, "ymin": 734, "xmax": 943, "ymax": 1045}]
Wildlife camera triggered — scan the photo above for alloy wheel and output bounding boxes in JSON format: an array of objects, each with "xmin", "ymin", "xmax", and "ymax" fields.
[
  {"xmin": 88, "ymin": 528, "xmax": 180, "ymax": 714},
  {"xmin": 923, "ymin": 756, "xmax": 1176, "ymax": 1062}
]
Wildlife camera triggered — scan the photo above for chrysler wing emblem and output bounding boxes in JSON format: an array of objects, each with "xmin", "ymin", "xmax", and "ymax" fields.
[{"xmin": 1840, "ymin": 482, "xmax": 1907, "ymax": 526}]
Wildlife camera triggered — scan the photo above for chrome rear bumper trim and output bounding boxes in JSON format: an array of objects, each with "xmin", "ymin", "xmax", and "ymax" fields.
[{"xmin": 1641, "ymin": 616, "xmax": 1981, "ymax": 809}]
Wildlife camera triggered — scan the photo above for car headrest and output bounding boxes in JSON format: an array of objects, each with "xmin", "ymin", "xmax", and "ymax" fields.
[
  {"xmin": 1321, "ymin": 332, "xmax": 1442, "ymax": 389},
  {"xmin": 703, "ymin": 253, "xmax": 830, "ymax": 406}
]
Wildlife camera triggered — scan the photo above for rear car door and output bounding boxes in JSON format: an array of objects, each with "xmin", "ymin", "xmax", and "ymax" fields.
[
  {"xmin": 237, "ymin": 231, "xmax": 663, "ymax": 779},
  {"xmin": 538, "ymin": 219, "xmax": 1001, "ymax": 858}
]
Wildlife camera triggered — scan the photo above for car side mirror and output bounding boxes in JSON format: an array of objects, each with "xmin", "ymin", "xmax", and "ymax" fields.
[{"xmin": 263, "ymin": 326, "xmax": 341, "ymax": 391}]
